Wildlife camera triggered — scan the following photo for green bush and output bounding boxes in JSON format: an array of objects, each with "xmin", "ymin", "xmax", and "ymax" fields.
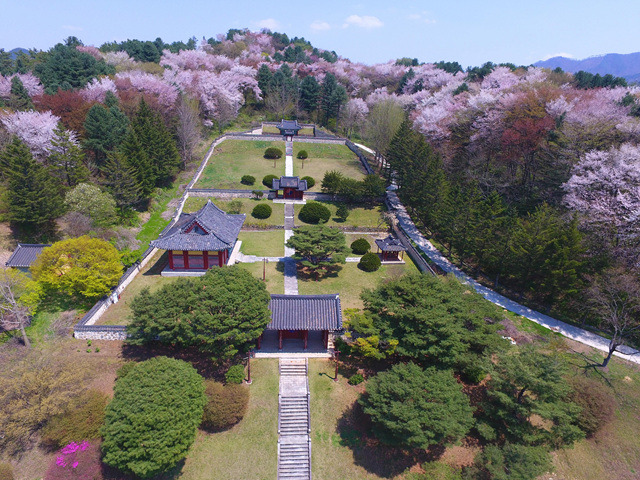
[
  {"xmin": 348, "ymin": 374, "xmax": 364, "ymax": 385},
  {"xmin": 201, "ymin": 381, "xmax": 249, "ymax": 431},
  {"xmin": 264, "ymin": 147, "xmax": 283, "ymax": 159},
  {"xmin": 263, "ymin": 174, "xmax": 278, "ymax": 188},
  {"xmin": 116, "ymin": 362, "xmax": 136, "ymax": 380},
  {"xmin": 297, "ymin": 150, "xmax": 308, "ymax": 159},
  {"xmin": 252, "ymin": 190, "xmax": 264, "ymax": 199},
  {"xmin": 568, "ymin": 376, "xmax": 616, "ymax": 437},
  {"xmin": 336, "ymin": 204, "xmax": 349, "ymax": 222},
  {"xmin": 101, "ymin": 357, "xmax": 206, "ymax": 479},
  {"xmin": 225, "ymin": 364, "xmax": 245, "ymax": 384},
  {"xmin": 358, "ymin": 252, "xmax": 381, "ymax": 272},
  {"xmin": 473, "ymin": 443, "xmax": 552, "ymax": 480},
  {"xmin": 406, "ymin": 461, "xmax": 461, "ymax": 480},
  {"xmin": 41, "ymin": 390, "xmax": 109, "ymax": 449},
  {"xmin": 301, "ymin": 176, "xmax": 315, "ymax": 188},
  {"xmin": 351, "ymin": 238, "xmax": 371, "ymax": 255},
  {"xmin": 299, "ymin": 202, "xmax": 331, "ymax": 224},
  {"xmin": 241, "ymin": 175, "xmax": 255, "ymax": 185},
  {"xmin": 0, "ymin": 462, "xmax": 14, "ymax": 480},
  {"xmin": 251, "ymin": 203, "xmax": 272, "ymax": 219}
]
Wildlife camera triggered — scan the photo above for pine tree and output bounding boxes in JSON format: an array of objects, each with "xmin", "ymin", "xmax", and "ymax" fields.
[
  {"xmin": 83, "ymin": 102, "xmax": 129, "ymax": 166},
  {"xmin": 319, "ymin": 73, "xmax": 347, "ymax": 127},
  {"xmin": 102, "ymin": 152, "xmax": 142, "ymax": 209},
  {"xmin": 299, "ymin": 75, "xmax": 320, "ymax": 115},
  {"xmin": 256, "ymin": 64, "xmax": 273, "ymax": 100},
  {"xmin": 8, "ymin": 76, "xmax": 33, "ymax": 111},
  {"xmin": 48, "ymin": 125, "xmax": 89, "ymax": 187},
  {"xmin": 119, "ymin": 131, "xmax": 154, "ymax": 198},
  {"xmin": 2, "ymin": 138, "xmax": 63, "ymax": 239}
]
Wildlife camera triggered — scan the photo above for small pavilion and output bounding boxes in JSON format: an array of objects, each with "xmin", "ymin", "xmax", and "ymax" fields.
[
  {"xmin": 272, "ymin": 176, "xmax": 308, "ymax": 200},
  {"xmin": 375, "ymin": 235, "xmax": 407, "ymax": 262},
  {"xmin": 258, "ymin": 294, "xmax": 342, "ymax": 350},
  {"xmin": 151, "ymin": 200, "xmax": 245, "ymax": 273},
  {"xmin": 276, "ymin": 119, "xmax": 302, "ymax": 137}
]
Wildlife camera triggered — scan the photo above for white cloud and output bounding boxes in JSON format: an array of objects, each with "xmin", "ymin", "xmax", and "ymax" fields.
[
  {"xmin": 408, "ymin": 11, "xmax": 436, "ymax": 24},
  {"xmin": 310, "ymin": 21, "xmax": 331, "ymax": 32},
  {"xmin": 343, "ymin": 15, "xmax": 383, "ymax": 29},
  {"xmin": 256, "ymin": 18, "xmax": 280, "ymax": 31},
  {"xmin": 541, "ymin": 52, "xmax": 574, "ymax": 61},
  {"xmin": 62, "ymin": 25, "xmax": 83, "ymax": 32}
]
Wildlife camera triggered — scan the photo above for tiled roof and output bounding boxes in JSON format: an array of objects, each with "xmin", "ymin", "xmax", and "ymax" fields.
[
  {"xmin": 272, "ymin": 176, "xmax": 308, "ymax": 191},
  {"xmin": 5, "ymin": 244, "xmax": 50, "ymax": 268},
  {"xmin": 375, "ymin": 235, "xmax": 407, "ymax": 252},
  {"xmin": 267, "ymin": 294, "xmax": 342, "ymax": 331},
  {"xmin": 151, "ymin": 200, "xmax": 245, "ymax": 251},
  {"xmin": 276, "ymin": 119, "xmax": 301, "ymax": 131}
]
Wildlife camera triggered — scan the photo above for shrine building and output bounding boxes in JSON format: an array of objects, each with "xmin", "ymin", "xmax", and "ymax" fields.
[{"xmin": 272, "ymin": 176, "xmax": 308, "ymax": 200}]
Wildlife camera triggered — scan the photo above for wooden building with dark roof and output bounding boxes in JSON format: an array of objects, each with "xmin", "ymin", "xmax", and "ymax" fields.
[
  {"xmin": 272, "ymin": 176, "xmax": 308, "ymax": 200},
  {"xmin": 259, "ymin": 294, "xmax": 342, "ymax": 350},
  {"xmin": 375, "ymin": 235, "xmax": 407, "ymax": 262},
  {"xmin": 151, "ymin": 200, "xmax": 245, "ymax": 272},
  {"xmin": 5, "ymin": 244, "xmax": 50, "ymax": 272},
  {"xmin": 276, "ymin": 119, "xmax": 302, "ymax": 137}
]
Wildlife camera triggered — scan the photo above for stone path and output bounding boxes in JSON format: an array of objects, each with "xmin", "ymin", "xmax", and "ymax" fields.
[
  {"xmin": 284, "ymin": 202, "xmax": 298, "ymax": 295},
  {"xmin": 387, "ymin": 192, "xmax": 640, "ymax": 365},
  {"xmin": 278, "ymin": 358, "xmax": 311, "ymax": 479},
  {"xmin": 285, "ymin": 140, "xmax": 294, "ymax": 176}
]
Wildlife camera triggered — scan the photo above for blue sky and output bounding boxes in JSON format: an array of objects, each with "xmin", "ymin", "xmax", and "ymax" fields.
[{"xmin": 2, "ymin": 0, "xmax": 639, "ymax": 67}]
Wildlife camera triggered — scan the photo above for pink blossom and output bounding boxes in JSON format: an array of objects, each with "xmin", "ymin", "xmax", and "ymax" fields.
[
  {"xmin": 76, "ymin": 45, "xmax": 103, "ymax": 60},
  {"xmin": 0, "ymin": 110, "xmax": 60, "ymax": 159},
  {"xmin": 103, "ymin": 51, "xmax": 136, "ymax": 68},
  {"xmin": 115, "ymin": 71, "xmax": 178, "ymax": 108},
  {"xmin": 81, "ymin": 77, "xmax": 117, "ymax": 103},
  {"xmin": 481, "ymin": 66, "xmax": 519, "ymax": 91},
  {"xmin": 0, "ymin": 73, "xmax": 44, "ymax": 98}
]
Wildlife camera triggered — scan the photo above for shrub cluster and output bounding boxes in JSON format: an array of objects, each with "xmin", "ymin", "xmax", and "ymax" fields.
[
  {"xmin": 41, "ymin": 390, "xmax": 109, "ymax": 449},
  {"xmin": 241, "ymin": 175, "xmax": 255, "ymax": 185},
  {"xmin": 225, "ymin": 364, "xmax": 245, "ymax": 384},
  {"xmin": 251, "ymin": 204, "xmax": 272, "ymax": 219},
  {"xmin": 567, "ymin": 376, "xmax": 616, "ymax": 437},
  {"xmin": 297, "ymin": 150, "xmax": 308, "ymax": 159},
  {"xmin": 299, "ymin": 202, "xmax": 331, "ymax": 224},
  {"xmin": 263, "ymin": 174, "xmax": 278, "ymax": 188},
  {"xmin": 405, "ymin": 461, "xmax": 461, "ymax": 480},
  {"xmin": 358, "ymin": 252, "xmax": 381, "ymax": 272},
  {"xmin": 264, "ymin": 147, "xmax": 283, "ymax": 159},
  {"xmin": 301, "ymin": 176, "xmax": 315, "ymax": 188},
  {"xmin": 336, "ymin": 204, "xmax": 349, "ymax": 222},
  {"xmin": 348, "ymin": 374, "xmax": 364, "ymax": 385},
  {"xmin": 351, "ymin": 238, "xmax": 371, "ymax": 255},
  {"xmin": 201, "ymin": 381, "xmax": 249, "ymax": 431}
]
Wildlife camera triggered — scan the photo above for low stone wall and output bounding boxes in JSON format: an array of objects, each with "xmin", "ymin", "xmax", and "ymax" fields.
[{"xmin": 74, "ymin": 325, "xmax": 128, "ymax": 341}]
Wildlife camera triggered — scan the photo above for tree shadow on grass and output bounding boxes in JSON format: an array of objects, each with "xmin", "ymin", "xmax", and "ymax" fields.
[
  {"xmin": 336, "ymin": 402, "xmax": 435, "ymax": 478},
  {"xmin": 296, "ymin": 264, "xmax": 343, "ymax": 282}
]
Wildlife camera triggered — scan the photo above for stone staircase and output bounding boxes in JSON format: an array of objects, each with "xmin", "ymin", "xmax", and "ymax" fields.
[{"xmin": 278, "ymin": 359, "xmax": 311, "ymax": 479}]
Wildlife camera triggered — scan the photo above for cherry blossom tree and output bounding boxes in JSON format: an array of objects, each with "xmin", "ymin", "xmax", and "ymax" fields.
[
  {"xmin": 81, "ymin": 77, "xmax": 117, "ymax": 103},
  {"xmin": 341, "ymin": 98, "xmax": 368, "ymax": 138},
  {"xmin": 0, "ymin": 73, "xmax": 44, "ymax": 99},
  {"xmin": 0, "ymin": 110, "xmax": 60, "ymax": 160},
  {"xmin": 115, "ymin": 71, "xmax": 178, "ymax": 109}
]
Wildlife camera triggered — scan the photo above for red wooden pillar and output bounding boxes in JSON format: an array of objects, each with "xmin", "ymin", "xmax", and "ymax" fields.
[
  {"xmin": 278, "ymin": 330, "xmax": 283, "ymax": 350},
  {"xmin": 303, "ymin": 330, "xmax": 308, "ymax": 350},
  {"xmin": 323, "ymin": 330, "xmax": 329, "ymax": 349},
  {"xmin": 203, "ymin": 251, "xmax": 209, "ymax": 269},
  {"xmin": 218, "ymin": 250, "xmax": 224, "ymax": 267},
  {"xmin": 183, "ymin": 251, "xmax": 189, "ymax": 269},
  {"xmin": 168, "ymin": 250, "xmax": 174, "ymax": 269}
]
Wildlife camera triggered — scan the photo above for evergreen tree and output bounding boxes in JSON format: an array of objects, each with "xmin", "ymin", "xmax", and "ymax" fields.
[
  {"xmin": 319, "ymin": 73, "xmax": 347, "ymax": 128},
  {"xmin": 8, "ymin": 76, "xmax": 33, "ymax": 111},
  {"xmin": 2, "ymin": 138, "xmax": 63, "ymax": 239},
  {"xmin": 256, "ymin": 64, "xmax": 273, "ymax": 99},
  {"xmin": 299, "ymin": 75, "xmax": 320, "ymax": 115},
  {"xmin": 83, "ymin": 102, "xmax": 129, "ymax": 166},
  {"xmin": 102, "ymin": 152, "xmax": 143, "ymax": 209},
  {"xmin": 119, "ymin": 131, "xmax": 155, "ymax": 198},
  {"xmin": 47, "ymin": 125, "xmax": 89, "ymax": 187}
]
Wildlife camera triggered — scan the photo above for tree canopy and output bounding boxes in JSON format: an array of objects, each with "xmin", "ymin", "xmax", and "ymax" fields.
[{"xmin": 285, "ymin": 225, "xmax": 349, "ymax": 279}]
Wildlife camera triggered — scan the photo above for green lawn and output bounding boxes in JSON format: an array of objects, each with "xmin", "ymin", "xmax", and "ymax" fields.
[
  {"xmin": 237, "ymin": 261, "xmax": 285, "ymax": 295},
  {"xmin": 178, "ymin": 359, "xmax": 278, "ymax": 480},
  {"xmin": 238, "ymin": 231, "xmax": 286, "ymax": 258},
  {"xmin": 292, "ymin": 143, "xmax": 366, "ymax": 191},
  {"xmin": 97, "ymin": 251, "xmax": 179, "ymax": 326},
  {"xmin": 298, "ymin": 262, "xmax": 419, "ymax": 311},
  {"xmin": 345, "ymin": 233, "xmax": 386, "ymax": 254},
  {"xmin": 194, "ymin": 140, "xmax": 286, "ymax": 189},
  {"xmin": 295, "ymin": 202, "xmax": 388, "ymax": 229},
  {"xmin": 182, "ymin": 197, "xmax": 285, "ymax": 227}
]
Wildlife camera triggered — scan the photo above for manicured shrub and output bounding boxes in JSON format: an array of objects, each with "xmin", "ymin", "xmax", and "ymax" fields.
[
  {"xmin": 301, "ymin": 176, "xmax": 315, "ymax": 188},
  {"xmin": 101, "ymin": 357, "xmax": 206, "ymax": 479},
  {"xmin": 264, "ymin": 147, "xmax": 283, "ymax": 159},
  {"xmin": 348, "ymin": 374, "xmax": 364, "ymax": 385},
  {"xmin": 41, "ymin": 390, "xmax": 109, "ymax": 449},
  {"xmin": 241, "ymin": 175, "xmax": 255, "ymax": 185},
  {"xmin": 201, "ymin": 381, "xmax": 249, "ymax": 431},
  {"xmin": 351, "ymin": 238, "xmax": 371, "ymax": 255},
  {"xmin": 336, "ymin": 204, "xmax": 349, "ymax": 222},
  {"xmin": 252, "ymin": 190, "xmax": 264, "ymax": 199},
  {"xmin": 358, "ymin": 252, "xmax": 381, "ymax": 272},
  {"xmin": 0, "ymin": 462, "xmax": 14, "ymax": 480},
  {"xmin": 473, "ymin": 443, "xmax": 552, "ymax": 480},
  {"xmin": 297, "ymin": 149, "xmax": 308, "ymax": 159},
  {"xmin": 44, "ymin": 441, "xmax": 103, "ymax": 480},
  {"xmin": 225, "ymin": 364, "xmax": 245, "ymax": 384},
  {"xmin": 299, "ymin": 202, "xmax": 331, "ymax": 224},
  {"xmin": 115, "ymin": 362, "xmax": 136, "ymax": 380},
  {"xmin": 251, "ymin": 203, "xmax": 272, "ymax": 219},
  {"xmin": 263, "ymin": 174, "xmax": 278, "ymax": 188},
  {"xmin": 568, "ymin": 376, "xmax": 616, "ymax": 437},
  {"xmin": 405, "ymin": 461, "xmax": 461, "ymax": 480}
]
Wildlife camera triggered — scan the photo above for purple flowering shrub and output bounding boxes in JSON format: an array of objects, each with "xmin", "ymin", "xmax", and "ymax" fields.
[{"xmin": 44, "ymin": 441, "xmax": 103, "ymax": 480}]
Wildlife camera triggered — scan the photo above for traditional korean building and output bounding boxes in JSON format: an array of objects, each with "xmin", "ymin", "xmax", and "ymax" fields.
[
  {"xmin": 272, "ymin": 176, "xmax": 308, "ymax": 200},
  {"xmin": 375, "ymin": 235, "xmax": 407, "ymax": 262},
  {"xmin": 151, "ymin": 200, "xmax": 245, "ymax": 273},
  {"xmin": 276, "ymin": 119, "xmax": 302, "ymax": 137},
  {"xmin": 5, "ymin": 244, "xmax": 50, "ymax": 273},
  {"xmin": 259, "ymin": 294, "xmax": 342, "ymax": 350}
]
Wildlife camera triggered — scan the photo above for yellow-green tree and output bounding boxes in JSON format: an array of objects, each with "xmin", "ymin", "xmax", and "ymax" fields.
[
  {"xmin": 31, "ymin": 236, "xmax": 123, "ymax": 300},
  {"xmin": 0, "ymin": 268, "xmax": 42, "ymax": 347}
]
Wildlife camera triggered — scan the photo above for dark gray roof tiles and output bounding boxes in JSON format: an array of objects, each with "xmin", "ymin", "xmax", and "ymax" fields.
[
  {"xmin": 267, "ymin": 294, "xmax": 342, "ymax": 331},
  {"xmin": 272, "ymin": 176, "xmax": 308, "ymax": 191},
  {"xmin": 276, "ymin": 119, "xmax": 301, "ymax": 131},
  {"xmin": 151, "ymin": 200, "xmax": 245, "ymax": 251},
  {"xmin": 375, "ymin": 235, "xmax": 407, "ymax": 252},
  {"xmin": 5, "ymin": 244, "xmax": 51, "ymax": 268}
]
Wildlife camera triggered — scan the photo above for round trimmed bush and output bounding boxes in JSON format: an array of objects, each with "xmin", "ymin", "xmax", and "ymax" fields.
[
  {"xmin": 0, "ymin": 463, "xmax": 14, "ymax": 480},
  {"xmin": 225, "ymin": 364, "xmax": 245, "ymax": 384},
  {"xmin": 241, "ymin": 175, "xmax": 255, "ymax": 185},
  {"xmin": 201, "ymin": 381, "xmax": 249, "ymax": 431},
  {"xmin": 264, "ymin": 147, "xmax": 283, "ymax": 159},
  {"xmin": 251, "ymin": 204, "xmax": 272, "ymax": 219},
  {"xmin": 301, "ymin": 176, "xmax": 315, "ymax": 188},
  {"xmin": 297, "ymin": 150, "xmax": 308, "ymax": 159},
  {"xmin": 348, "ymin": 374, "xmax": 364, "ymax": 385},
  {"xmin": 351, "ymin": 238, "xmax": 371, "ymax": 255},
  {"xmin": 263, "ymin": 174, "xmax": 278, "ymax": 188},
  {"xmin": 299, "ymin": 202, "xmax": 331, "ymax": 224},
  {"xmin": 358, "ymin": 252, "xmax": 381, "ymax": 272}
]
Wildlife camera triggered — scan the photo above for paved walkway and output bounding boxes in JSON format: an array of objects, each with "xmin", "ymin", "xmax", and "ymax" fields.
[
  {"xmin": 285, "ymin": 140, "xmax": 293, "ymax": 176},
  {"xmin": 278, "ymin": 358, "xmax": 311, "ymax": 479},
  {"xmin": 386, "ymin": 192, "xmax": 640, "ymax": 365},
  {"xmin": 284, "ymin": 202, "xmax": 298, "ymax": 295}
]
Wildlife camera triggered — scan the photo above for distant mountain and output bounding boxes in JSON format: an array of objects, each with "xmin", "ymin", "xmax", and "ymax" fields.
[
  {"xmin": 8, "ymin": 47, "xmax": 28, "ymax": 59},
  {"xmin": 534, "ymin": 52, "xmax": 640, "ymax": 83}
]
